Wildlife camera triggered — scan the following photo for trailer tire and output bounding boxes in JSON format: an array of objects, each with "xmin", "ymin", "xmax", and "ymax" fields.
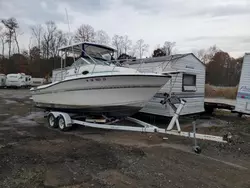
[
  {"xmin": 47, "ymin": 113, "xmax": 58, "ymax": 128},
  {"xmin": 193, "ymin": 146, "xmax": 201, "ymax": 154},
  {"xmin": 58, "ymin": 115, "xmax": 69, "ymax": 131},
  {"xmin": 205, "ymin": 107, "xmax": 214, "ymax": 114}
]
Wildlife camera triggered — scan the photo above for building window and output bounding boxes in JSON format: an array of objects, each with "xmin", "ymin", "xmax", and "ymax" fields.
[{"xmin": 182, "ymin": 74, "xmax": 196, "ymax": 92}]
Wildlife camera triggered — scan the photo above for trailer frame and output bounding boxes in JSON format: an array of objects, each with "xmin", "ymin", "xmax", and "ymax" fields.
[{"xmin": 44, "ymin": 99, "xmax": 228, "ymax": 146}]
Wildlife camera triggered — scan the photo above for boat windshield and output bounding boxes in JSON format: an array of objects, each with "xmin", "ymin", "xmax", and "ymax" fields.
[{"xmin": 71, "ymin": 57, "xmax": 111, "ymax": 67}]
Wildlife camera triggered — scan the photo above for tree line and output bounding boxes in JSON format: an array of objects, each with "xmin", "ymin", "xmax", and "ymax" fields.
[
  {"xmin": 0, "ymin": 18, "xmax": 156, "ymax": 60},
  {"xmin": 0, "ymin": 17, "xmax": 244, "ymax": 86}
]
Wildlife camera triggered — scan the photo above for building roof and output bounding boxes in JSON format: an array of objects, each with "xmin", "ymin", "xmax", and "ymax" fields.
[{"xmin": 126, "ymin": 53, "xmax": 205, "ymax": 67}]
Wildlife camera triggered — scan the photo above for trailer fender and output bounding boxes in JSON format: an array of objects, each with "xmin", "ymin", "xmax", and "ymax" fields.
[{"xmin": 49, "ymin": 112, "xmax": 72, "ymax": 127}]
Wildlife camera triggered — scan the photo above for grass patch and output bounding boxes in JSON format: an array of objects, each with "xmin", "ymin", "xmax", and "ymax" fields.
[{"xmin": 205, "ymin": 84, "xmax": 238, "ymax": 99}]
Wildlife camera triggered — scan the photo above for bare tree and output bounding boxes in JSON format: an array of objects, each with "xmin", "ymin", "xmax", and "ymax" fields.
[
  {"xmin": 0, "ymin": 36, "xmax": 5, "ymax": 58},
  {"xmin": 0, "ymin": 25, "xmax": 5, "ymax": 58},
  {"xmin": 43, "ymin": 21, "xmax": 57, "ymax": 59},
  {"xmin": 129, "ymin": 45, "xmax": 137, "ymax": 57},
  {"xmin": 65, "ymin": 32, "xmax": 74, "ymax": 45},
  {"xmin": 1, "ymin": 17, "xmax": 19, "ymax": 57},
  {"xmin": 112, "ymin": 35, "xmax": 123, "ymax": 57},
  {"xmin": 74, "ymin": 24, "xmax": 95, "ymax": 42},
  {"xmin": 195, "ymin": 49, "xmax": 206, "ymax": 63},
  {"xmin": 121, "ymin": 35, "xmax": 132, "ymax": 54},
  {"xmin": 162, "ymin": 41, "xmax": 176, "ymax": 56},
  {"xmin": 13, "ymin": 30, "xmax": 20, "ymax": 54},
  {"xmin": 12, "ymin": 45, "xmax": 16, "ymax": 55},
  {"xmin": 41, "ymin": 40, "xmax": 47, "ymax": 58},
  {"xmin": 206, "ymin": 45, "xmax": 220, "ymax": 63},
  {"xmin": 28, "ymin": 36, "xmax": 33, "ymax": 56},
  {"xmin": 29, "ymin": 46, "xmax": 40, "ymax": 60},
  {"xmin": 21, "ymin": 49, "xmax": 29, "ymax": 58},
  {"xmin": 50, "ymin": 30, "xmax": 67, "ymax": 57},
  {"xmin": 95, "ymin": 30, "xmax": 110, "ymax": 45},
  {"xmin": 30, "ymin": 24, "xmax": 43, "ymax": 51},
  {"xmin": 194, "ymin": 45, "xmax": 220, "ymax": 64},
  {"xmin": 135, "ymin": 39, "xmax": 149, "ymax": 58}
]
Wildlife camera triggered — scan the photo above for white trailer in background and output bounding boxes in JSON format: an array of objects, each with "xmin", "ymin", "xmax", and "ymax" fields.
[
  {"xmin": 5, "ymin": 73, "xmax": 26, "ymax": 88},
  {"xmin": 24, "ymin": 75, "xmax": 32, "ymax": 88},
  {"xmin": 0, "ymin": 74, "xmax": 6, "ymax": 88},
  {"xmin": 126, "ymin": 53, "xmax": 205, "ymax": 117},
  {"xmin": 234, "ymin": 53, "xmax": 250, "ymax": 116},
  {"xmin": 31, "ymin": 78, "xmax": 45, "ymax": 87}
]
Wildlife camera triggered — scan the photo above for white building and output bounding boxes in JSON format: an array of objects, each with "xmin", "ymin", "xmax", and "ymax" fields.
[
  {"xmin": 126, "ymin": 53, "xmax": 206, "ymax": 117},
  {"xmin": 235, "ymin": 53, "xmax": 250, "ymax": 115}
]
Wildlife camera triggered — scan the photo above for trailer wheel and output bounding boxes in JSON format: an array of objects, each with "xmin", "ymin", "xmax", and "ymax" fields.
[
  {"xmin": 47, "ymin": 113, "xmax": 58, "ymax": 128},
  {"xmin": 193, "ymin": 146, "xmax": 201, "ymax": 154},
  {"xmin": 58, "ymin": 115, "xmax": 69, "ymax": 131},
  {"xmin": 204, "ymin": 106, "xmax": 214, "ymax": 114}
]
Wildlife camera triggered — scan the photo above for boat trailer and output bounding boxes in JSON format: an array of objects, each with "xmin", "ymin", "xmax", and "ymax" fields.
[{"xmin": 43, "ymin": 95, "xmax": 230, "ymax": 154}]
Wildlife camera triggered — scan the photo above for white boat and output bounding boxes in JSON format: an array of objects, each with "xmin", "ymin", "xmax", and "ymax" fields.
[{"xmin": 31, "ymin": 42, "xmax": 171, "ymax": 117}]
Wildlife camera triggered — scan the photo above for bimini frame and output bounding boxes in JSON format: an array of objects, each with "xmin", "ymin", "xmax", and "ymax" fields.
[{"xmin": 56, "ymin": 42, "xmax": 118, "ymax": 82}]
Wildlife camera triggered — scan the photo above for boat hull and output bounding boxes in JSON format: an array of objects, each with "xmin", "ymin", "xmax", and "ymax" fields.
[
  {"xmin": 31, "ymin": 74, "xmax": 170, "ymax": 117},
  {"xmin": 34, "ymin": 102, "xmax": 143, "ymax": 117}
]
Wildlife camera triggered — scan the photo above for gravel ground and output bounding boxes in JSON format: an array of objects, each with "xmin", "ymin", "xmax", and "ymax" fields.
[{"xmin": 0, "ymin": 89, "xmax": 250, "ymax": 188}]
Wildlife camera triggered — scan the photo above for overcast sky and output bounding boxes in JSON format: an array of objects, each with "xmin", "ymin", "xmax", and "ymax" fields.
[{"xmin": 0, "ymin": 0, "xmax": 249, "ymax": 57}]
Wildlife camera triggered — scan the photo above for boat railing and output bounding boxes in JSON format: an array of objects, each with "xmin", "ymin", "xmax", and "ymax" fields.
[
  {"xmin": 107, "ymin": 55, "xmax": 178, "ymax": 74},
  {"xmin": 78, "ymin": 49, "xmax": 154, "ymax": 75},
  {"xmin": 54, "ymin": 57, "xmax": 160, "ymax": 82},
  {"xmin": 106, "ymin": 58, "xmax": 146, "ymax": 73},
  {"xmin": 107, "ymin": 58, "xmax": 160, "ymax": 73},
  {"xmin": 55, "ymin": 50, "xmax": 171, "ymax": 82},
  {"xmin": 53, "ymin": 69, "xmax": 68, "ymax": 82},
  {"xmin": 78, "ymin": 48, "xmax": 153, "ymax": 74}
]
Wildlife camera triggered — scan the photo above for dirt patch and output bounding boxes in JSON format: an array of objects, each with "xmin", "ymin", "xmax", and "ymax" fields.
[
  {"xmin": 0, "ymin": 89, "xmax": 250, "ymax": 188},
  {"xmin": 2, "ymin": 112, "xmax": 44, "ymax": 127},
  {"xmin": 4, "ymin": 99, "xmax": 17, "ymax": 104},
  {"xmin": 96, "ymin": 170, "xmax": 139, "ymax": 188},
  {"xmin": 0, "ymin": 136, "xmax": 146, "ymax": 188}
]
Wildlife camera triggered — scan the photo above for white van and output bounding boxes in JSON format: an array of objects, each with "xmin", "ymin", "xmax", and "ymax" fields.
[
  {"xmin": 0, "ymin": 74, "xmax": 6, "ymax": 88},
  {"xmin": 6, "ymin": 73, "xmax": 26, "ymax": 88}
]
